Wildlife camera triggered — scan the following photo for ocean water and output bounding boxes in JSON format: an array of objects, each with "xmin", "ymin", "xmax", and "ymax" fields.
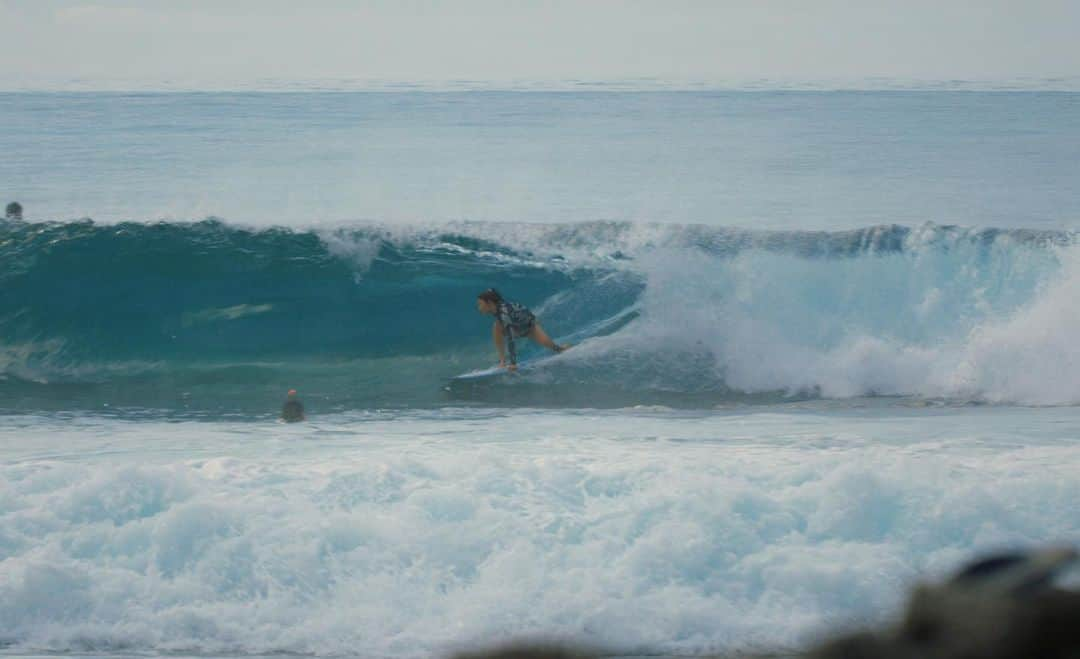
[{"xmin": 2, "ymin": 90, "xmax": 1080, "ymax": 658}]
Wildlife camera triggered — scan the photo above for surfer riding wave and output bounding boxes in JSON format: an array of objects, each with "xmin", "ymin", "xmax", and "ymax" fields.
[{"xmin": 476, "ymin": 288, "xmax": 569, "ymax": 371}]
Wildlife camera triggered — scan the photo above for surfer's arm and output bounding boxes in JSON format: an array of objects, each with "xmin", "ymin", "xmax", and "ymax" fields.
[
  {"xmin": 506, "ymin": 331, "xmax": 517, "ymax": 366},
  {"xmin": 492, "ymin": 319, "xmax": 516, "ymax": 367},
  {"xmin": 492, "ymin": 321, "xmax": 508, "ymax": 366}
]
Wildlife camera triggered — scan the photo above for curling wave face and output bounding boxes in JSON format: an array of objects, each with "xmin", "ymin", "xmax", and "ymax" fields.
[{"xmin": 1, "ymin": 219, "xmax": 1078, "ymax": 414}]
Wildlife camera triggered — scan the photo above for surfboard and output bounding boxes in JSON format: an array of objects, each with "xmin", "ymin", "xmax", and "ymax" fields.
[
  {"xmin": 451, "ymin": 344, "xmax": 573, "ymax": 382},
  {"xmin": 450, "ymin": 350, "xmax": 566, "ymax": 381},
  {"xmin": 451, "ymin": 360, "xmax": 536, "ymax": 381},
  {"xmin": 451, "ymin": 365, "xmax": 507, "ymax": 381}
]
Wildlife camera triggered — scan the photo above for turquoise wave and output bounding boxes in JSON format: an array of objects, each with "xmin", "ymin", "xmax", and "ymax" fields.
[{"xmin": 0, "ymin": 219, "xmax": 1072, "ymax": 414}]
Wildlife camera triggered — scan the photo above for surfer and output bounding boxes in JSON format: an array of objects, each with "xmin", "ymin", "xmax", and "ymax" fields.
[
  {"xmin": 281, "ymin": 389, "xmax": 305, "ymax": 422},
  {"xmin": 476, "ymin": 288, "xmax": 568, "ymax": 371},
  {"xmin": 5, "ymin": 201, "xmax": 22, "ymax": 221}
]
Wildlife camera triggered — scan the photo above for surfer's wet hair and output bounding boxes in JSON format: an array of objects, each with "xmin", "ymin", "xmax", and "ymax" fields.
[{"xmin": 477, "ymin": 288, "xmax": 504, "ymax": 305}]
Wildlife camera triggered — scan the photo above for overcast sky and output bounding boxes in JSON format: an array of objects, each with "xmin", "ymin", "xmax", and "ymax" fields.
[{"xmin": 2, "ymin": 0, "xmax": 1078, "ymax": 88}]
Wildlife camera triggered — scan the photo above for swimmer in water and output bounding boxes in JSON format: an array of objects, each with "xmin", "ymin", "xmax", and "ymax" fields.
[
  {"xmin": 281, "ymin": 389, "xmax": 305, "ymax": 422},
  {"xmin": 476, "ymin": 288, "xmax": 569, "ymax": 371}
]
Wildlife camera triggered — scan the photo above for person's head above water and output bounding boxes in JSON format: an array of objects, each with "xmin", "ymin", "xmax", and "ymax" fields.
[
  {"xmin": 5, "ymin": 202, "xmax": 22, "ymax": 221},
  {"xmin": 476, "ymin": 288, "xmax": 504, "ymax": 315},
  {"xmin": 281, "ymin": 388, "xmax": 305, "ymax": 422}
]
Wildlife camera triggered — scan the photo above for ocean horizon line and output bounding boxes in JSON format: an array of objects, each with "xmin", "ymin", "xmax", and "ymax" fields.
[{"xmin": 3, "ymin": 75, "xmax": 1080, "ymax": 93}]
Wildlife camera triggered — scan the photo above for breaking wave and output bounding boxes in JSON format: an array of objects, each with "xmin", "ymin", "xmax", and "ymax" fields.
[{"xmin": 2, "ymin": 218, "xmax": 1078, "ymax": 413}]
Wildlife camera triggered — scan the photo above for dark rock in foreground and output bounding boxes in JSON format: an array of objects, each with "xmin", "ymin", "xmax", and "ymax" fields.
[{"xmin": 812, "ymin": 546, "xmax": 1079, "ymax": 659}]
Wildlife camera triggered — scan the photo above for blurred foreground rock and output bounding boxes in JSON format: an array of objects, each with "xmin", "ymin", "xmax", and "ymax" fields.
[
  {"xmin": 453, "ymin": 546, "xmax": 1079, "ymax": 659},
  {"xmin": 811, "ymin": 546, "xmax": 1079, "ymax": 659}
]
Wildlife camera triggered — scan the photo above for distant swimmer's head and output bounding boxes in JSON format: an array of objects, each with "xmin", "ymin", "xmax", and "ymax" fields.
[
  {"xmin": 476, "ymin": 288, "xmax": 503, "ymax": 315},
  {"xmin": 5, "ymin": 202, "xmax": 22, "ymax": 221},
  {"xmin": 282, "ymin": 389, "xmax": 304, "ymax": 422}
]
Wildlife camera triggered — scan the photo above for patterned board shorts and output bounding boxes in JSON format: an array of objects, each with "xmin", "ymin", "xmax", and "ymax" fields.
[{"xmin": 502, "ymin": 303, "xmax": 536, "ymax": 337}]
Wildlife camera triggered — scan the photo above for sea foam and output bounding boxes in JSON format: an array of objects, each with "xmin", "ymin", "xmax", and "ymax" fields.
[{"xmin": 1, "ymin": 409, "xmax": 1078, "ymax": 656}]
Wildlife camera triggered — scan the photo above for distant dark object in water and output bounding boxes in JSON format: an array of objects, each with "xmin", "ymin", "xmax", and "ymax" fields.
[
  {"xmin": 452, "ymin": 546, "xmax": 1079, "ymax": 659},
  {"xmin": 281, "ymin": 388, "xmax": 305, "ymax": 422},
  {"xmin": 5, "ymin": 201, "xmax": 21, "ymax": 220}
]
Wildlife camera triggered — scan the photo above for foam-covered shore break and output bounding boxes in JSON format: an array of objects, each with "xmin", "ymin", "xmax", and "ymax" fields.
[{"xmin": 1, "ymin": 409, "xmax": 1078, "ymax": 656}]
